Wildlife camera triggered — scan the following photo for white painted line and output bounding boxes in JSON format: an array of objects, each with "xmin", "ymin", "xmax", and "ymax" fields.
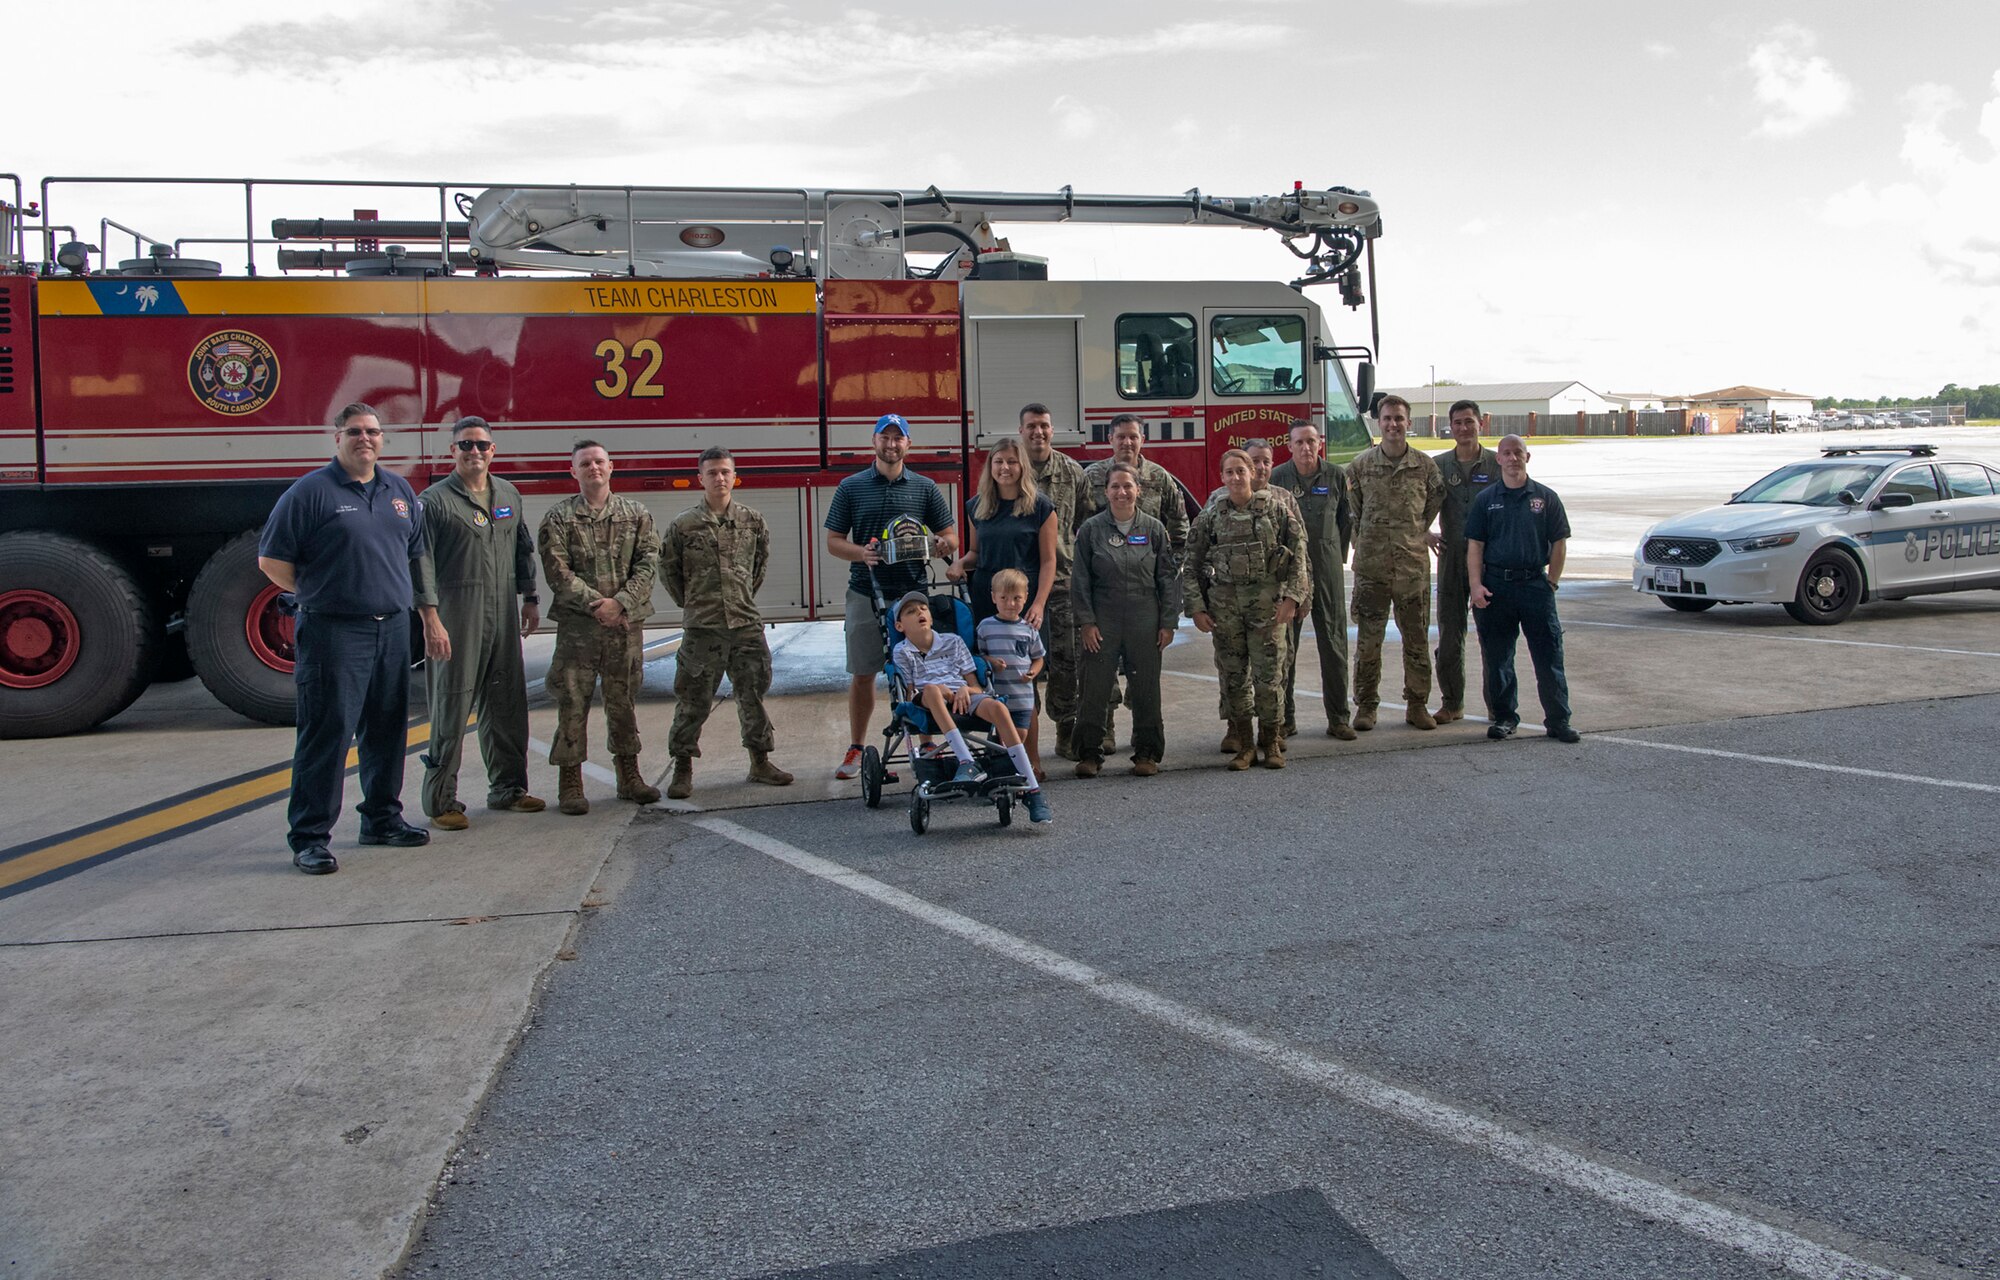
[
  {"xmin": 526, "ymin": 737, "xmax": 703, "ymax": 814},
  {"xmin": 691, "ymin": 815, "xmax": 1932, "ymax": 1280},
  {"xmin": 1597, "ymin": 736, "xmax": 2000, "ymax": 795},
  {"xmin": 1569, "ymin": 618, "xmax": 2000, "ymax": 659}
]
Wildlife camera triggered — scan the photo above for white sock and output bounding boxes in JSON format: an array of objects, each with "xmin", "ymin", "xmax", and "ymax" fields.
[
  {"xmin": 945, "ymin": 729, "xmax": 973, "ymax": 763},
  {"xmin": 1006, "ymin": 744, "xmax": 1037, "ymax": 789}
]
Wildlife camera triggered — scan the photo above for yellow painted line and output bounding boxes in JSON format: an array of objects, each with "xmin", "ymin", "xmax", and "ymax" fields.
[{"xmin": 0, "ymin": 721, "xmax": 431, "ymax": 892}]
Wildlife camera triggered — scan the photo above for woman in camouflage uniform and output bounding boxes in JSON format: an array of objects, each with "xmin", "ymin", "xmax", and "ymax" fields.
[{"xmin": 1182, "ymin": 450, "xmax": 1310, "ymax": 770}]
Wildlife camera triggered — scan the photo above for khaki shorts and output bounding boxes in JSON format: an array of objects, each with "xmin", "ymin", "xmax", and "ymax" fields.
[{"xmin": 845, "ymin": 588, "xmax": 890, "ymax": 675}]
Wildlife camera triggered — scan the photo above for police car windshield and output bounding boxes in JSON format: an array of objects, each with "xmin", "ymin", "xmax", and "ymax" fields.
[{"xmin": 1729, "ymin": 461, "xmax": 1887, "ymax": 506}]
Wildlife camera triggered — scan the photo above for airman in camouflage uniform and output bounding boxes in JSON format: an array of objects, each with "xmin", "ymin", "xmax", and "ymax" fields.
[
  {"xmin": 1018, "ymin": 404, "xmax": 1090, "ymax": 761},
  {"xmin": 1270, "ymin": 419, "xmax": 1358, "ymax": 741},
  {"xmin": 1344, "ymin": 397, "xmax": 1445, "ymax": 732},
  {"xmin": 539, "ymin": 440, "xmax": 661, "ymax": 815},
  {"xmin": 660, "ymin": 447, "xmax": 794, "ymax": 801},
  {"xmin": 1078, "ymin": 414, "xmax": 1190, "ymax": 755},
  {"xmin": 1204, "ymin": 439, "xmax": 1306, "ymax": 750},
  {"xmin": 1429, "ymin": 401, "xmax": 1502, "ymax": 723},
  {"xmin": 1183, "ymin": 449, "xmax": 1310, "ymax": 770}
]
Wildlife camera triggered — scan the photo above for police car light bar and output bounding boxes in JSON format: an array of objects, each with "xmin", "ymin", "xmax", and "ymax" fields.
[{"xmin": 1820, "ymin": 444, "xmax": 1937, "ymax": 457}]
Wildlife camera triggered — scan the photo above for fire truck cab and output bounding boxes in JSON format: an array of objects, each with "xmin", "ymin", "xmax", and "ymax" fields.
[{"xmin": 0, "ymin": 175, "xmax": 1382, "ymax": 737}]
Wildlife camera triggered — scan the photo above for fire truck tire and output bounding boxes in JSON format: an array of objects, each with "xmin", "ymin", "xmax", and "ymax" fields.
[
  {"xmin": 187, "ymin": 531, "xmax": 299, "ymax": 727},
  {"xmin": 0, "ymin": 531, "xmax": 156, "ymax": 739}
]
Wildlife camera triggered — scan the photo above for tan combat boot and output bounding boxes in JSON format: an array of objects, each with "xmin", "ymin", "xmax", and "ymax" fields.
[
  {"xmin": 1327, "ymin": 720, "xmax": 1359, "ymax": 741},
  {"xmin": 1406, "ymin": 700, "xmax": 1437, "ymax": 730},
  {"xmin": 1260, "ymin": 723, "xmax": 1287, "ymax": 769},
  {"xmin": 1353, "ymin": 704, "xmax": 1378, "ymax": 731},
  {"xmin": 615, "ymin": 755, "xmax": 661, "ymax": 804},
  {"xmin": 667, "ymin": 757, "xmax": 694, "ymax": 800},
  {"xmin": 747, "ymin": 751, "xmax": 793, "ymax": 787},
  {"xmin": 1433, "ymin": 706, "xmax": 1464, "ymax": 724},
  {"xmin": 1219, "ymin": 721, "xmax": 1246, "ymax": 754},
  {"xmin": 1226, "ymin": 720, "xmax": 1257, "ymax": 771},
  {"xmin": 558, "ymin": 764, "xmax": 589, "ymax": 816}
]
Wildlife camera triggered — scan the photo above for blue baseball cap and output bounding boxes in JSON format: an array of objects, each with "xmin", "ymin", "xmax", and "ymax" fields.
[{"xmin": 874, "ymin": 413, "xmax": 911, "ymax": 437}]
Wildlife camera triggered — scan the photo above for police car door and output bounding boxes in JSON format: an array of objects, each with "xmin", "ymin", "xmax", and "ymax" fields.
[
  {"xmin": 1934, "ymin": 462, "xmax": 2000, "ymax": 587},
  {"xmin": 1865, "ymin": 463, "xmax": 1948, "ymax": 594}
]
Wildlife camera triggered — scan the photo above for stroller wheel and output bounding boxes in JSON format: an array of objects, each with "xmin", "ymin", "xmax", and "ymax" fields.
[
  {"xmin": 995, "ymin": 791, "xmax": 1014, "ymax": 827},
  {"xmin": 910, "ymin": 794, "xmax": 931, "ymax": 835},
  {"xmin": 861, "ymin": 745, "xmax": 884, "ymax": 809}
]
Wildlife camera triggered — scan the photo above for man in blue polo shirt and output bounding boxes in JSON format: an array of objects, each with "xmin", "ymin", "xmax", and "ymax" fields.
[
  {"xmin": 258, "ymin": 402, "xmax": 432, "ymax": 874},
  {"xmin": 1465, "ymin": 434, "xmax": 1581, "ymax": 745},
  {"xmin": 822, "ymin": 413, "xmax": 957, "ymax": 779}
]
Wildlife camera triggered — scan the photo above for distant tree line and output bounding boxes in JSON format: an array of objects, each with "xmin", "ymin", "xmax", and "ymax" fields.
[{"xmin": 1814, "ymin": 383, "xmax": 2000, "ymax": 418}]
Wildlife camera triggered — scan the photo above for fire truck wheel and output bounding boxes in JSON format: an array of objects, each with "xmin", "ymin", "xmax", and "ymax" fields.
[
  {"xmin": 187, "ymin": 531, "xmax": 299, "ymax": 727},
  {"xmin": 0, "ymin": 531, "xmax": 157, "ymax": 739}
]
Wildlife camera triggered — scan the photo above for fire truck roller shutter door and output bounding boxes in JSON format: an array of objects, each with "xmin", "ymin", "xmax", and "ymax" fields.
[
  {"xmin": 0, "ymin": 531, "xmax": 158, "ymax": 738},
  {"xmin": 187, "ymin": 530, "xmax": 302, "ymax": 726}
]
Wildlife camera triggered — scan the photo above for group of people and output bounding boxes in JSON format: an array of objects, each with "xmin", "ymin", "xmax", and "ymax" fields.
[
  {"xmin": 258, "ymin": 406, "xmax": 794, "ymax": 875},
  {"xmin": 258, "ymin": 392, "xmax": 1576, "ymax": 873}
]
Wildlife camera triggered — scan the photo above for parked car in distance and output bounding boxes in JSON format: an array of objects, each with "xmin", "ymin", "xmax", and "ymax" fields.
[{"xmin": 1632, "ymin": 444, "xmax": 2000, "ymax": 624}]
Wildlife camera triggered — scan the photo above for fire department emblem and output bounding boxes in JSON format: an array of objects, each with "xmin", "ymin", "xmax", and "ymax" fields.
[{"xmin": 188, "ymin": 330, "xmax": 280, "ymax": 416}]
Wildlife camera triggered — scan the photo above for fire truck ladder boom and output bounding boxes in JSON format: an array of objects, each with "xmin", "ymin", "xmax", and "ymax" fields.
[{"xmin": 462, "ymin": 183, "xmax": 1381, "ymax": 284}]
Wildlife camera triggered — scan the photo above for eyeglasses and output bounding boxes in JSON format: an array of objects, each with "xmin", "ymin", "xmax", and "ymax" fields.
[
  {"xmin": 454, "ymin": 440, "xmax": 494, "ymax": 452},
  {"xmin": 341, "ymin": 427, "xmax": 384, "ymax": 439}
]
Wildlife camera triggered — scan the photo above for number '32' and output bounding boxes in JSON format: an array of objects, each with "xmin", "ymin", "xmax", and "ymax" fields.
[{"xmin": 593, "ymin": 338, "xmax": 665, "ymax": 398}]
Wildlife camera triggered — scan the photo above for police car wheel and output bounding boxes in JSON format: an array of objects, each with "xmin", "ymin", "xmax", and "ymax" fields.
[
  {"xmin": 0, "ymin": 531, "xmax": 156, "ymax": 738},
  {"xmin": 187, "ymin": 530, "xmax": 299, "ymax": 726},
  {"xmin": 1783, "ymin": 548, "xmax": 1861, "ymax": 626},
  {"xmin": 1659, "ymin": 596, "xmax": 1717, "ymax": 613},
  {"xmin": 861, "ymin": 745, "xmax": 884, "ymax": 808}
]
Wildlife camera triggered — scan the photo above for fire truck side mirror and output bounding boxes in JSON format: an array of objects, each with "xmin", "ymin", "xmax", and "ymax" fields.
[{"xmin": 1355, "ymin": 361, "xmax": 1376, "ymax": 411}]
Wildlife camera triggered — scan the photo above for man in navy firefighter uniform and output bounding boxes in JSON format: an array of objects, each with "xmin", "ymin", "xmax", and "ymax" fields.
[
  {"xmin": 258, "ymin": 402, "xmax": 432, "ymax": 874},
  {"xmin": 1464, "ymin": 433, "xmax": 1582, "ymax": 745}
]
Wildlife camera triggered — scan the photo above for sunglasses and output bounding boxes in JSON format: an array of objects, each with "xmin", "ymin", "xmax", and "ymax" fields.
[
  {"xmin": 453, "ymin": 439, "xmax": 494, "ymax": 452},
  {"xmin": 341, "ymin": 427, "xmax": 384, "ymax": 439}
]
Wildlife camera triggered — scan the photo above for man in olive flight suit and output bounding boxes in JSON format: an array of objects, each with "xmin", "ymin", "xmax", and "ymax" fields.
[
  {"xmin": 1427, "ymin": 400, "xmax": 1502, "ymax": 724},
  {"xmin": 1345, "ymin": 395, "xmax": 1445, "ymax": 731},
  {"xmin": 660, "ymin": 446, "xmax": 794, "ymax": 800},
  {"xmin": 1269, "ymin": 419, "xmax": 1358, "ymax": 740},
  {"xmin": 415, "ymin": 417, "xmax": 544, "ymax": 829}
]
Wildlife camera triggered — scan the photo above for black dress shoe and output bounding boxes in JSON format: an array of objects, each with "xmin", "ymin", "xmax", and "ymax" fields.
[
  {"xmin": 1486, "ymin": 719, "xmax": 1519, "ymax": 741},
  {"xmin": 293, "ymin": 845, "xmax": 338, "ymax": 875},
  {"xmin": 1547, "ymin": 724, "xmax": 1583, "ymax": 744},
  {"xmin": 358, "ymin": 822, "xmax": 430, "ymax": 848}
]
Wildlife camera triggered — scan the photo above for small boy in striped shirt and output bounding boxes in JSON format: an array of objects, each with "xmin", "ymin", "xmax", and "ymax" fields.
[{"xmin": 975, "ymin": 568, "xmax": 1045, "ymax": 779}]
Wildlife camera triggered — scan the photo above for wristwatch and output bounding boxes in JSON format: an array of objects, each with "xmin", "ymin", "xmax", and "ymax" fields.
[{"xmin": 521, "ymin": 593, "xmax": 539, "ymax": 605}]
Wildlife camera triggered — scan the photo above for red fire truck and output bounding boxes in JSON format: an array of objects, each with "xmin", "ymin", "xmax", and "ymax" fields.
[{"xmin": 0, "ymin": 175, "xmax": 1383, "ymax": 737}]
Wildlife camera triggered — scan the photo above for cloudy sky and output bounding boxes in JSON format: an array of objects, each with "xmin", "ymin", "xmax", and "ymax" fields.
[{"xmin": 12, "ymin": 0, "xmax": 1998, "ymax": 399}]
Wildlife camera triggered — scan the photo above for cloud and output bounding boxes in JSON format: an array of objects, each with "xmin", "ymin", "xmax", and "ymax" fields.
[
  {"xmin": 1049, "ymin": 95, "xmax": 1100, "ymax": 143},
  {"xmin": 1459, "ymin": 217, "xmax": 1490, "ymax": 236},
  {"xmin": 1643, "ymin": 41, "xmax": 1676, "ymax": 60},
  {"xmin": 1819, "ymin": 75, "xmax": 2000, "ymax": 286},
  {"xmin": 1745, "ymin": 24, "xmax": 1854, "ymax": 138}
]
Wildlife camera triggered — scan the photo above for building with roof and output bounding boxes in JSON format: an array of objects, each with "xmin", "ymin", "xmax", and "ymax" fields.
[
  {"xmin": 1377, "ymin": 380, "xmax": 1618, "ymax": 423},
  {"xmin": 1678, "ymin": 384, "xmax": 1817, "ymax": 419},
  {"xmin": 1607, "ymin": 391, "xmax": 1669, "ymax": 411}
]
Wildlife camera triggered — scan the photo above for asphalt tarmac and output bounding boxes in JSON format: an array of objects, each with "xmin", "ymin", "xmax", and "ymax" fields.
[{"xmin": 400, "ymin": 695, "xmax": 2000, "ymax": 1280}]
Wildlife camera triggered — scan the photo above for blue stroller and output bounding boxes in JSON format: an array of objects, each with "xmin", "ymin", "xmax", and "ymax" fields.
[{"xmin": 857, "ymin": 551, "xmax": 1031, "ymax": 835}]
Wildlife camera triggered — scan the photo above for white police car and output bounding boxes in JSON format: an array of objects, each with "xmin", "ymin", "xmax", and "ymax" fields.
[{"xmin": 1632, "ymin": 444, "xmax": 2000, "ymax": 625}]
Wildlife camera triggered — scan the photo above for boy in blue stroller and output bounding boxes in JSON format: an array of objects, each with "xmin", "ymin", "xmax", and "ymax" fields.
[{"xmin": 889, "ymin": 589, "xmax": 1053, "ymax": 829}]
